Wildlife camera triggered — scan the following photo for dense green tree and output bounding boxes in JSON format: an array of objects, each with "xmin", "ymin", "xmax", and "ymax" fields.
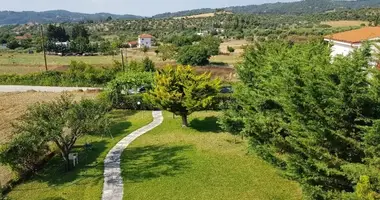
[
  {"xmin": 6, "ymin": 40, "xmax": 20, "ymax": 49},
  {"xmin": 199, "ymin": 36, "xmax": 221, "ymax": 56},
  {"xmin": 221, "ymin": 41, "xmax": 380, "ymax": 199},
  {"xmin": 176, "ymin": 45, "xmax": 210, "ymax": 66},
  {"xmin": 71, "ymin": 24, "xmax": 90, "ymax": 42},
  {"xmin": 47, "ymin": 24, "xmax": 70, "ymax": 42},
  {"xmin": 145, "ymin": 65, "xmax": 220, "ymax": 126}
]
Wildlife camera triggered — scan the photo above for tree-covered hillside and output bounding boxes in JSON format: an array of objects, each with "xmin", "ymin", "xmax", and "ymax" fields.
[
  {"xmin": 153, "ymin": 0, "xmax": 380, "ymax": 18},
  {"xmin": 0, "ymin": 10, "xmax": 142, "ymax": 25}
]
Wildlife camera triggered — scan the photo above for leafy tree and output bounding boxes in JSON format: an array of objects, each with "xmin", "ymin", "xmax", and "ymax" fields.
[
  {"xmin": 70, "ymin": 36, "xmax": 89, "ymax": 53},
  {"xmin": 158, "ymin": 44, "xmax": 177, "ymax": 61},
  {"xmin": 176, "ymin": 45, "xmax": 210, "ymax": 66},
  {"xmin": 71, "ymin": 24, "xmax": 90, "ymax": 42},
  {"xmin": 6, "ymin": 40, "xmax": 20, "ymax": 49},
  {"xmin": 145, "ymin": 65, "xmax": 220, "ymax": 126},
  {"xmin": 0, "ymin": 95, "xmax": 110, "ymax": 171},
  {"xmin": 221, "ymin": 41, "xmax": 380, "ymax": 199},
  {"xmin": 199, "ymin": 36, "xmax": 221, "ymax": 56},
  {"xmin": 47, "ymin": 24, "xmax": 70, "ymax": 42}
]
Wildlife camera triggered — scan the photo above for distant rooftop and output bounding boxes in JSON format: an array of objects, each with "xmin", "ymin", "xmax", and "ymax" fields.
[
  {"xmin": 324, "ymin": 27, "xmax": 380, "ymax": 44},
  {"xmin": 139, "ymin": 34, "xmax": 153, "ymax": 39}
]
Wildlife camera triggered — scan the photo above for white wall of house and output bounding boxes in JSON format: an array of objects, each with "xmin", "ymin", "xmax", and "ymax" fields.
[
  {"xmin": 138, "ymin": 37, "xmax": 152, "ymax": 48},
  {"xmin": 324, "ymin": 39, "xmax": 360, "ymax": 57}
]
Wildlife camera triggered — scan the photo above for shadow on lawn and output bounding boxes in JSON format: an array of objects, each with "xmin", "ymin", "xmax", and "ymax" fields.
[
  {"xmin": 122, "ymin": 145, "xmax": 192, "ymax": 182},
  {"xmin": 190, "ymin": 116, "xmax": 222, "ymax": 133},
  {"xmin": 13, "ymin": 119, "xmax": 133, "ymax": 190}
]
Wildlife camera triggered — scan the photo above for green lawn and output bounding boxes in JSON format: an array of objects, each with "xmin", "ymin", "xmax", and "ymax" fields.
[
  {"xmin": 121, "ymin": 111, "xmax": 302, "ymax": 200},
  {"xmin": 6, "ymin": 110, "xmax": 153, "ymax": 200}
]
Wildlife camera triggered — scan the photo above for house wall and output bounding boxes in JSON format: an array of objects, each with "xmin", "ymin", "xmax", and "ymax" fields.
[
  {"xmin": 324, "ymin": 39, "xmax": 359, "ymax": 57},
  {"xmin": 138, "ymin": 37, "xmax": 152, "ymax": 48}
]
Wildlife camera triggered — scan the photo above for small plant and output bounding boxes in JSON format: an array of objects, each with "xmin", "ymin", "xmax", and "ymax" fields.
[
  {"xmin": 141, "ymin": 46, "xmax": 149, "ymax": 54},
  {"xmin": 227, "ymin": 46, "xmax": 235, "ymax": 53}
]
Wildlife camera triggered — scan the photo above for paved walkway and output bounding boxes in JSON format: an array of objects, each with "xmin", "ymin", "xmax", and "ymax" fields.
[
  {"xmin": 0, "ymin": 85, "xmax": 101, "ymax": 93},
  {"xmin": 102, "ymin": 111, "xmax": 163, "ymax": 200}
]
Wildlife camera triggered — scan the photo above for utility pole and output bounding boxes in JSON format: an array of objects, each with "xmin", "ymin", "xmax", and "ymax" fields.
[
  {"xmin": 120, "ymin": 48, "xmax": 125, "ymax": 72},
  {"xmin": 40, "ymin": 25, "xmax": 48, "ymax": 71}
]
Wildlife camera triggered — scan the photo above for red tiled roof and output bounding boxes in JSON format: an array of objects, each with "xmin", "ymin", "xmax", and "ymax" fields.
[
  {"xmin": 324, "ymin": 27, "xmax": 380, "ymax": 44},
  {"xmin": 139, "ymin": 34, "xmax": 153, "ymax": 38},
  {"xmin": 128, "ymin": 41, "xmax": 138, "ymax": 45},
  {"xmin": 15, "ymin": 33, "xmax": 32, "ymax": 40}
]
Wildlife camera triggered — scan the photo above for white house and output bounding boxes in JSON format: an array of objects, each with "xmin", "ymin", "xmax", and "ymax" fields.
[
  {"xmin": 138, "ymin": 34, "xmax": 153, "ymax": 48},
  {"xmin": 324, "ymin": 27, "xmax": 380, "ymax": 58},
  {"xmin": 55, "ymin": 41, "xmax": 70, "ymax": 47}
]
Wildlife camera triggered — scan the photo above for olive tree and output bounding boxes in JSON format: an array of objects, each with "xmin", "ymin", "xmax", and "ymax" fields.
[{"xmin": 0, "ymin": 94, "xmax": 110, "ymax": 171}]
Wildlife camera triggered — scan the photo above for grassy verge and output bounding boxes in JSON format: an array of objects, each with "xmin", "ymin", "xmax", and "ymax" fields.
[
  {"xmin": 121, "ymin": 111, "xmax": 303, "ymax": 200},
  {"xmin": 5, "ymin": 110, "xmax": 153, "ymax": 200}
]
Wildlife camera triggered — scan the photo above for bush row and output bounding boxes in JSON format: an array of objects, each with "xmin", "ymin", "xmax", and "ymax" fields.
[{"xmin": 0, "ymin": 61, "xmax": 122, "ymax": 87}]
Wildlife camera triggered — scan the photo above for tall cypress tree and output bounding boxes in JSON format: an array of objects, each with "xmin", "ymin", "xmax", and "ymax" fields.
[{"xmin": 221, "ymin": 40, "xmax": 380, "ymax": 199}]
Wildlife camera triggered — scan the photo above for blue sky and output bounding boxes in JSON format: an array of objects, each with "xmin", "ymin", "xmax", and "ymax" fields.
[{"xmin": 1, "ymin": 0, "xmax": 298, "ymax": 16}]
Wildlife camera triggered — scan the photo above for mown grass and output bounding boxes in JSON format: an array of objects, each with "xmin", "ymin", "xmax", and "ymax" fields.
[
  {"xmin": 5, "ymin": 110, "xmax": 153, "ymax": 200},
  {"xmin": 121, "ymin": 111, "xmax": 302, "ymax": 200}
]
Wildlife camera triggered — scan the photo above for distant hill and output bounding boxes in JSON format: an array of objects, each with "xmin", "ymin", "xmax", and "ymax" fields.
[
  {"xmin": 153, "ymin": 0, "xmax": 380, "ymax": 18},
  {"xmin": 0, "ymin": 10, "xmax": 142, "ymax": 25}
]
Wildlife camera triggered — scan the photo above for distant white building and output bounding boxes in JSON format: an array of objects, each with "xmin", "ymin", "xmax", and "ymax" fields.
[
  {"xmin": 55, "ymin": 41, "xmax": 70, "ymax": 47},
  {"xmin": 324, "ymin": 27, "xmax": 380, "ymax": 58},
  {"xmin": 138, "ymin": 34, "xmax": 153, "ymax": 48}
]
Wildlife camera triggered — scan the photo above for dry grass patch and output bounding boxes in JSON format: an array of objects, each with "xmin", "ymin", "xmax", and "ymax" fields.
[
  {"xmin": 173, "ymin": 11, "xmax": 232, "ymax": 19},
  {"xmin": 321, "ymin": 20, "xmax": 368, "ymax": 27}
]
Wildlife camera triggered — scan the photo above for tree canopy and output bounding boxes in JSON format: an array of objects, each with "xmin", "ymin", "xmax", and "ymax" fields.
[
  {"xmin": 145, "ymin": 65, "xmax": 220, "ymax": 126},
  {"xmin": 220, "ymin": 40, "xmax": 380, "ymax": 199},
  {"xmin": 0, "ymin": 94, "xmax": 110, "ymax": 171}
]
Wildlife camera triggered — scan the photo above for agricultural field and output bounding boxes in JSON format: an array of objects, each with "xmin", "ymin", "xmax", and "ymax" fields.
[
  {"xmin": 0, "ymin": 40, "xmax": 244, "ymax": 81},
  {"xmin": 320, "ymin": 20, "xmax": 368, "ymax": 27},
  {"xmin": 173, "ymin": 11, "xmax": 233, "ymax": 19},
  {"xmin": 0, "ymin": 91, "xmax": 98, "ymax": 188}
]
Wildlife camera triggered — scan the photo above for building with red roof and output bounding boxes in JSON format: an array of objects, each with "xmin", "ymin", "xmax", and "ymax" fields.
[
  {"xmin": 138, "ymin": 34, "xmax": 153, "ymax": 48},
  {"xmin": 324, "ymin": 27, "xmax": 380, "ymax": 57}
]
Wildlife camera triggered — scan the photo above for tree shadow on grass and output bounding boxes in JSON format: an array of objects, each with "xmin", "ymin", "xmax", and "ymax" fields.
[
  {"xmin": 190, "ymin": 116, "xmax": 222, "ymax": 133},
  {"xmin": 121, "ymin": 145, "xmax": 192, "ymax": 183}
]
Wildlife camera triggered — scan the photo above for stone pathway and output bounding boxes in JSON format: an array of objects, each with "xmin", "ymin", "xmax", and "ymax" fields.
[{"xmin": 102, "ymin": 111, "xmax": 163, "ymax": 200}]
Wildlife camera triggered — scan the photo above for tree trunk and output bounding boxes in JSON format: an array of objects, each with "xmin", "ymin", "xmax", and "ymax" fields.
[
  {"xmin": 181, "ymin": 114, "xmax": 189, "ymax": 127},
  {"xmin": 63, "ymin": 153, "xmax": 70, "ymax": 171}
]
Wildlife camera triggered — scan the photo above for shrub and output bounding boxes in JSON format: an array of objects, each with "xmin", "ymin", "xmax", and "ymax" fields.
[
  {"xmin": 103, "ymin": 71, "xmax": 154, "ymax": 108},
  {"xmin": 227, "ymin": 46, "xmax": 235, "ymax": 53},
  {"xmin": 142, "ymin": 57, "xmax": 155, "ymax": 72},
  {"xmin": 176, "ymin": 45, "xmax": 210, "ymax": 66}
]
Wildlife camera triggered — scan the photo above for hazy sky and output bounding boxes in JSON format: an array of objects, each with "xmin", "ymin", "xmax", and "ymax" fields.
[{"xmin": 1, "ymin": 0, "xmax": 298, "ymax": 16}]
